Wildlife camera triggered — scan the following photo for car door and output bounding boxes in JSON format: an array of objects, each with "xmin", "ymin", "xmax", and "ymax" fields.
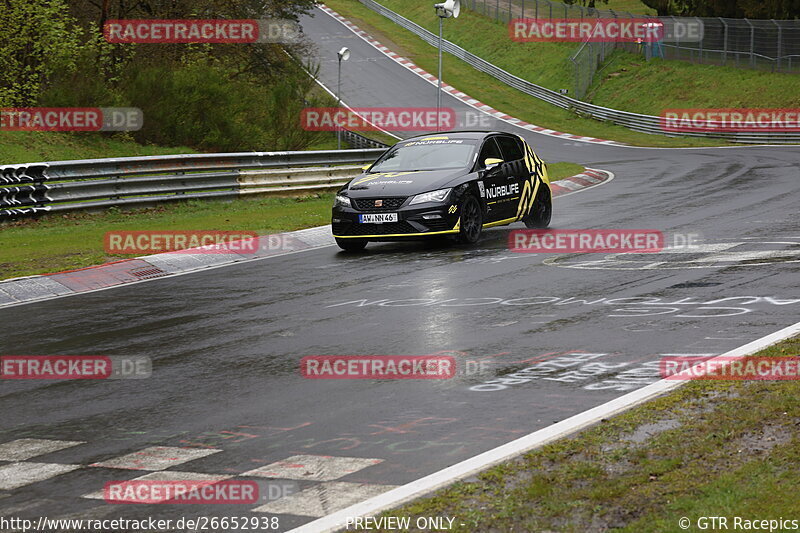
[
  {"xmin": 475, "ymin": 136, "xmax": 515, "ymax": 223},
  {"xmin": 491, "ymin": 134, "xmax": 527, "ymax": 221}
]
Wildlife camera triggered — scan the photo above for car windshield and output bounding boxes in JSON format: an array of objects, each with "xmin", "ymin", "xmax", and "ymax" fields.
[{"xmin": 369, "ymin": 138, "xmax": 478, "ymax": 172}]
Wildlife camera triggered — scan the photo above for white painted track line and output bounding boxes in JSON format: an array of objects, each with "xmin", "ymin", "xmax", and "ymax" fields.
[
  {"xmin": 289, "ymin": 320, "xmax": 800, "ymax": 533},
  {"xmin": 0, "ymin": 439, "xmax": 84, "ymax": 461}
]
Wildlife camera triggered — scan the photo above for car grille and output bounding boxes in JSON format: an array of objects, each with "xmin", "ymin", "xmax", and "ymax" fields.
[
  {"xmin": 334, "ymin": 221, "xmax": 419, "ymax": 236},
  {"xmin": 352, "ymin": 197, "xmax": 407, "ymax": 211}
]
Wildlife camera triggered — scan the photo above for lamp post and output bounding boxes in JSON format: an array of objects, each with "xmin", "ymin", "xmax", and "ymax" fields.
[
  {"xmin": 336, "ymin": 46, "xmax": 350, "ymax": 150},
  {"xmin": 433, "ymin": 0, "xmax": 460, "ymax": 132}
]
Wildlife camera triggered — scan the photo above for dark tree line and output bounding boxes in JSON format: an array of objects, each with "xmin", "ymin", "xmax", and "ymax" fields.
[
  {"xmin": 564, "ymin": 0, "xmax": 799, "ymax": 17},
  {"xmin": 640, "ymin": 0, "xmax": 800, "ymax": 18},
  {"xmin": 1, "ymin": 0, "xmax": 334, "ymax": 151}
]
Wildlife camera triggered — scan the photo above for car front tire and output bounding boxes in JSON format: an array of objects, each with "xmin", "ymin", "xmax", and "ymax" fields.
[{"xmin": 455, "ymin": 194, "xmax": 483, "ymax": 244}]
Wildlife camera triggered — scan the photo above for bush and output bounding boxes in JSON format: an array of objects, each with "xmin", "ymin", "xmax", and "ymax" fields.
[
  {"xmin": 0, "ymin": 0, "xmax": 82, "ymax": 107},
  {"xmin": 120, "ymin": 61, "xmax": 331, "ymax": 151},
  {"xmin": 3, "ymin": 0, "xmax": 331, "ymax": 152}
]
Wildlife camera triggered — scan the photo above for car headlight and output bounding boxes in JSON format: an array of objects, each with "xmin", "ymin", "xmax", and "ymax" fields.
[
  {"xmin": 409, "ymin": 188, "xmax": 451, "ymax": 205},
  {"xmin": 334, "ymin": 194, "xmax": 351, "ymax": 208}
]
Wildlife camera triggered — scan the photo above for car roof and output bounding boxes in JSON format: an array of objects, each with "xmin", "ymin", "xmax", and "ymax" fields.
[{"xmin": 400, "ymin": 131, "xmax": 513, "ymax": 142}]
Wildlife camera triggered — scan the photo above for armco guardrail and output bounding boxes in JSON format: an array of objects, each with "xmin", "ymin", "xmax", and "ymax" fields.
[
  {"xmin": 342, "ymin": 128, "xmax": 392, "ymax": 149},
  {"xmin": 354, "ymin": 0, "xmax": 800, "ymax": 144},
  {"xmin": 0, "ymin": 148, "xmax": 386, "ymax": 219}
]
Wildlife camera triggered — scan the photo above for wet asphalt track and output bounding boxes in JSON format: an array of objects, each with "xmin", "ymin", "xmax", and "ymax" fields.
[{"xmin": 0, "ymin": 7, "xmax": 798, "ymax": 532}]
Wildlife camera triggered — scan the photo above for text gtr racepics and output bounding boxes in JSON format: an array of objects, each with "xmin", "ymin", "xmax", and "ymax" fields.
[{"xmin": 331, "ymin": 131, "xmax": 552, "ymax": 251}]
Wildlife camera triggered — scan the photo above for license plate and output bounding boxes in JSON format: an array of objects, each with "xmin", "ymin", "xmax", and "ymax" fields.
[{"xmin": 359, "ymin": 213, "xmax": 398, "ymax": 224}]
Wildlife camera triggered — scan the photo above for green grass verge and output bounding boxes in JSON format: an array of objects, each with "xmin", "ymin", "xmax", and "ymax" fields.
[
  {"xmin": 589, "ymin": 54, "xmax": 800, "ymax": 115},
  {"xmin": 0, "ymin": 130, "xmax": 372, "ymax": 165},
  {"xmin": 0, "ymin": 195, "xmax": 335, "ymax": 280},
  {"xmin": 352, "ymin": 335, "xmax": 800, "ymax": 532},
  {"xmin": 323, "ymin": 0, "xmax": 798, "ymax": 147},
  {"xmin": 0, "ymin": 161, "xmax": 582, "ymax": 280},
  {"xmin": 547, "ymin": 161, "xmax": 584, "ymax": 179},
  {"xmin": 0, "ymin": 131, "xmax": 198, "ymax": 165}
]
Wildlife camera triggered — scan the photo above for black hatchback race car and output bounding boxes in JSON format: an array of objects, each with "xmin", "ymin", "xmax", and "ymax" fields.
[{"xmin": 331, "ymin": 131, "xmax": 552, "ymax": 251}]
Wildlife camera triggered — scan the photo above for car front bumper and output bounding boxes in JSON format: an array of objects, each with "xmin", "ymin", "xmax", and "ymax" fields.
[{"xmin": 332, "ymin": 202, "xmax": 460, "ymax": 240}]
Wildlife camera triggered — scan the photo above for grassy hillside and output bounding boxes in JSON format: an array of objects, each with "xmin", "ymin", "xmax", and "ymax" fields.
[
  {"xmin": 323, "ymin": 0, "xmax": 728, "ymax": 146},
  {"xmin": 327, "ymin": 1, "xmax": 799, "ymax": 124}
]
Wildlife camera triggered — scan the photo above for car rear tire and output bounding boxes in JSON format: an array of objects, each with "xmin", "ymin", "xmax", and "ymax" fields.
[
  {"xmin": 335, "ymin": 238, "xmax": 368, "ymax": 252},
  {"xmin": 523, "ymin": 185, "xmax": 551, "ymax": 229},
  {"xmin": 455, "ymin": 195, "xmax": 483, "ymax": 244}
]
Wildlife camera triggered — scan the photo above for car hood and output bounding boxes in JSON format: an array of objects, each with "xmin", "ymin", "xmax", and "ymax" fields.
[{"xmin": 345, "ymin": 169, "xmax": 468, "ymax": 197}]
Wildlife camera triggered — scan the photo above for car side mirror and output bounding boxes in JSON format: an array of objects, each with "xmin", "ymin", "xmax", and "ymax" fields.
[
  {"xmin": 361, "ymin": 164, "xmax": 371, "ymax": 171},
  {"xmin": 483, "ymin": 158, "xmax": 504, "ymax": 177}
]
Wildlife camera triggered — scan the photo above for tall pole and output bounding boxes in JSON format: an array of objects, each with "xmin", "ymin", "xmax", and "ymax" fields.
[
  {"xmin": 437, "ymin": 16, "xmax": 443, "ymax": 132},
  {"xmin": 337, "ymin": 56, "xmax": 342, "ymax": 150}
]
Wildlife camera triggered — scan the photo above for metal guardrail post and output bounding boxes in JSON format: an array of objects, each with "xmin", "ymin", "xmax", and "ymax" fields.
[
  {"xmin": 570, "ymin": 55, "xmax": 579, "ymax": 99},
  {"xmin": 774, "ymin": 20, "xmax": 782, "ymax": 71},
  {"xmin": 698, "ymin": 20, "xmax": 704, "ymax": 63},
  {"xmin": 720, "ymin": 18, "xmax": 728, "ymax": 66}
]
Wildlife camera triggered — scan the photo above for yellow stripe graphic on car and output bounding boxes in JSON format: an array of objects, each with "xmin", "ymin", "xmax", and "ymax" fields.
[
  {"xmin": 334, "ymin": 229, "xmax": 459, "ymax": 238},
  {"xmin": 527, "ymin": 179, "xmax": 540, "ymax": 215},
  {"xmin": 484, "ymin": 216, "xmax": 518, "ymax": 228},
  {"xmin": 515, "ymin": 180, "xmax": 531, "ymax": 219},
  {"xmin": 515, "ymin": 177, "xmax": 541, "ymax": 220}
]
